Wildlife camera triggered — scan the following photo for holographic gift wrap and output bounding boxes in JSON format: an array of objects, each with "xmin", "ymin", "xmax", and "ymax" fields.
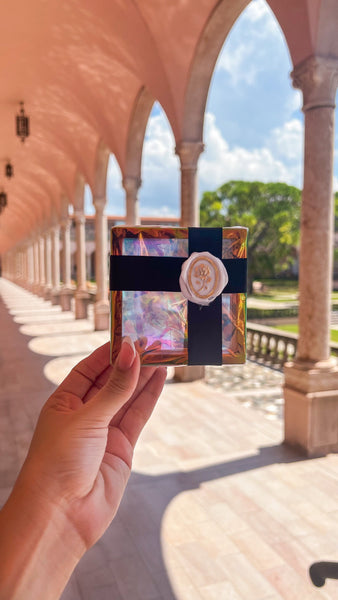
[{"xmin": 110, "ymin": 226, "xmax": 247, "ymax": 366}]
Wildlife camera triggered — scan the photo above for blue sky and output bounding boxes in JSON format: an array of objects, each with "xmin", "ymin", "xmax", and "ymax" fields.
[{"xmin": 85, "ymin": 0, "xmax": 338, "ymax": 216}]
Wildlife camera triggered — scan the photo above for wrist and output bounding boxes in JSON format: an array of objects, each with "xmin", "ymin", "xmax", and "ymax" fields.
[{"xmin": 0, "ymin": 473, "xmax": 85, "ymax": 600}]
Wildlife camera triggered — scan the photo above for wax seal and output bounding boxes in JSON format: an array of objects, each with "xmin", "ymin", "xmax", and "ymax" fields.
[{"xmin": 179, "ymin": 251, "xmax": 228, "ymax": 306}]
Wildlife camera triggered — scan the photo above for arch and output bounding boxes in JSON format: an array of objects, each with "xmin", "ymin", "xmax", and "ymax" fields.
[
  {"xmin": 124, "ymin": 85, "xmax": 154, "ymax": 179},
  {"xmin": 182, "ymin": 0, "xmax": 318, "ymax": 144},
  {"xmin": 181, "ymin": 0, "xmax": 249, "ymax": 142}
]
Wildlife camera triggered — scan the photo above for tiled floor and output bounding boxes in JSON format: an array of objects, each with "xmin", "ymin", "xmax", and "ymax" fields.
[{"xmin": 1, "ymin": 277, "xmax": 338, "ymax": 599}]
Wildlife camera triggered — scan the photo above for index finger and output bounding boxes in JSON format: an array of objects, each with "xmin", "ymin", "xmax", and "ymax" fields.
[{"xmin": 56, "ymin": 342, "xmax": 111, "ymax": 399}]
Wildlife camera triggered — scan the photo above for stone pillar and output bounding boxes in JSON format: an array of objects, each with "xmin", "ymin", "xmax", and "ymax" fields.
[
  {"xmin": 8, "ymin": 251, "xmax": 14, "ymax": 281},
  {"xmin": 51, "ymin": 225, "xmax": 61, "ymax": 305},
  {"xmin": 93, "ymin": 196, "xmax": 109, "ymax": 330},
  {"xmin": 60, "ymin": 218, "xmax": 73, "ymax": 311},
  {"xmin": 174, "ymin": 141, "xmax": 205, "ymax": 382},
  {"xmin": 284, "ymin": 56, "xmax": 338, "ymax": 456},
  {"xmin": 33, "ymin": 239, "xmax": 40, "ymax": 294},
  {"xmin": 18, "ymin": 248, "xmax": 25, "ymax": 285},
  {"xmin": 27, "ymin": 243, "xmax": 34, "ymax": 290},
  {"xmin": 123, "ymin": 176, "xmax": 141, "ymax": 225},
  {"xmin": 175, "ymin": 141, "xmax": 204, "ymax": 227},
  {"xmin": 74, "ymin": 211, "xmax": 90, "ymax": 319},
  {"xmin": 38, "ymin": 236, "xmax": 46, "ymax": 296},
  {"xmin": 44, "ymin": 231, "xmax": 52, "ymax": 299}
]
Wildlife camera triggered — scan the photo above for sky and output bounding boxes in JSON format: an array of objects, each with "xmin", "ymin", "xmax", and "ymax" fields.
[{"xmin": 85, "ymin": 0, "xmax": 338, "ymax": 217}]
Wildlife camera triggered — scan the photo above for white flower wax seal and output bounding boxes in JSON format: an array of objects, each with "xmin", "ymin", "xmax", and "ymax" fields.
[{"xmin": 179, "ymin": 251, "xmax": 228, "ymax": 306}]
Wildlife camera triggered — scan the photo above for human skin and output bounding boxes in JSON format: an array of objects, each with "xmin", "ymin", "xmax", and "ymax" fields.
[{"xmin": 0, "ymin": 339, "xmax": 167, "ymax": 600}]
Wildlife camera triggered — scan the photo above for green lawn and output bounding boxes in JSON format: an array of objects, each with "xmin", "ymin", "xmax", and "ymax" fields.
[{"xmin": 275, "ymin": 323, "xmax": 338, "ymax": 343}]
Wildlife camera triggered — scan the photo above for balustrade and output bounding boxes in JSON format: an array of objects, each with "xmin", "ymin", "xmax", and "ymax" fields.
[{"xmin": 246, "ymin": 322, "xmax": 338, "ymax": 368}]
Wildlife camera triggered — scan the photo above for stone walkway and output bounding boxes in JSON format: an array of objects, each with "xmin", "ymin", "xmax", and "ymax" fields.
[
  {"xmin": 206, "ymin": 364, "xmax": 284, "ymax": 421},
  {"xmin": 1, "ymin": 277, "xmax": 338, "ymax": 600}
]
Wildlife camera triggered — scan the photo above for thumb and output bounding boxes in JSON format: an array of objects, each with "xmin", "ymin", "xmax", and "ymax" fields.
[{"xmin": 83, "ymin": 337, "xmax": 140, "ymax": 424}]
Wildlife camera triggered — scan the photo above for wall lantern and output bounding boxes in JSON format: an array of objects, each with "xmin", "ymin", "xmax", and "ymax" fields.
[
  {"xmin": 5, "ymin": 161, "xmax": 13, "ymax": 178},
  {"xmin": 0, "ymin": 190, "xmax": 7, "ymax": 208},
  {"xmin": 16, "ymin": 102, "xmax": 30, "ymax": 142}
]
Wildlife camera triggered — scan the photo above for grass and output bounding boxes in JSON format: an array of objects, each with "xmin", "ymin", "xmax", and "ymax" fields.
[{"xmin": 275, "ymin": 323, "xmax": 338, "ymax": 343}]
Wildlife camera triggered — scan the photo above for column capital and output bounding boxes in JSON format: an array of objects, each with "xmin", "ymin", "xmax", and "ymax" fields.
[
  {"xmin": 122, "ymin": 176, "xmax": 142, "ymax": 194},
  {"xmin": 73, "ymin": 210, "xmax": 85, "ymax": 225},
  {"xmin": 175, "ymin": 141, "xmax": 204, "ymax": 169},
  {"xmin": 61, "ymin": 217, "xmax": 71, "ymax": 229},
  {"xmin": 291, "ymin": 55, "xmax": 338, "ymax": 111},
  {"xmin": 93, "ymin": 196, "xmax": 107, "ymax": 212}
]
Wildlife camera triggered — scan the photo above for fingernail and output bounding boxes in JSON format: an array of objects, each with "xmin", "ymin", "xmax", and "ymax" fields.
[{"xmin": 117, "ymin": 336, "xmax": 136, "ymax": 371}]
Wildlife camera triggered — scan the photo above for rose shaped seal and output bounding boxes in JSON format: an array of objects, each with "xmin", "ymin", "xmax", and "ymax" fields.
[{"xmin": 179, "ymin": 251, "xmax": 228, "ymax": 306}]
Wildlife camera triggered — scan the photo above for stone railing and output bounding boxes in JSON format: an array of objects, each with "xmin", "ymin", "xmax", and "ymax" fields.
[
  {"xmin": 246, "ymin": 322, "xmax": 298, "ymax": 368},
  {"xmin": 247, "ymin": 322, "xmax": 338, "ymax": 368}
]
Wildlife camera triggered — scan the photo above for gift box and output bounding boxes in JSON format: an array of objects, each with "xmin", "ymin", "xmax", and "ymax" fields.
[{"xmin": 110, "ymin": 226, "xmax": 247, "ymax": 366}]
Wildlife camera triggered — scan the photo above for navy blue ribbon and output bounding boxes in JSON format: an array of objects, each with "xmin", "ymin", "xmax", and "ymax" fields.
[{"xmin": 110, "ymin": 228, "xmax": 247, "ymax": 365}]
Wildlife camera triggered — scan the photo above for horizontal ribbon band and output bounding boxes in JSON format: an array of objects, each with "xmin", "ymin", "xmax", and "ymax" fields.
[{"xmin": 109, "ymin": 255, "xmax": 247, "ymax": 294}]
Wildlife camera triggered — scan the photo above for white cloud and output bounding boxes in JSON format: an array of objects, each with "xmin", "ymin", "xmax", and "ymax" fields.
[
  {"xmin": 267, "ymin": 118, "xmax": 303, "ymax": 162},
  {"xmin": 244, "ymin": 0, "xmax": 280, "ymax": 36},
  {"xmin": 106, "ymin": 155, "xmax": 125, "ymax": 215},
  {"xmin": 245, "ymin": 0, "xmax": 270, "ymax": 22},
  {"xmin": 106, "ymin": 110, "xmax": 305, "ymax": 218},
  {"xmin": 142, "ymin": 113, "xmax": 179, "ymax": 173},
  {"xmin": 199, "ymin": 112, "xmax": 303, "ymax": 193},
  {"xmin": 216, "ymin": 42, "xmax": 259, "ymax": 86},
  {"xmin": 216, "ymin": 0, "xmax": 283, "ymax": 86},
  {"xmin": 104, "ymin": 109, "xmax": 338, "ymax": 218},
  {"xmin": 287, "ymin": 89, "xmax": 303, "ymax": 114},
  {"xmin": 84, "ymin": 183, "xmax": 94, "ymax": 215},
  {"xmin": 139, "ymin": 112, "xmax": 180, "ymax": 214}
]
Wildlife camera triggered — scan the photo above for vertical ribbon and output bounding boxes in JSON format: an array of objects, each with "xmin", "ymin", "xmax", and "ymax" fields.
[{"xmin": 187, "ymin": 228, "xmax": 223, "ymax": 365}]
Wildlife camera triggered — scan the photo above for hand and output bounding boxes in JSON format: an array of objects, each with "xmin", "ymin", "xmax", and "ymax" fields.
[
  {"xmin": 21, "ymin": 338, "xmax": 167, "ymax": 547},
  {"xmin": 0, "ymin": 339, "xmax": 166, "ymax": 599}
]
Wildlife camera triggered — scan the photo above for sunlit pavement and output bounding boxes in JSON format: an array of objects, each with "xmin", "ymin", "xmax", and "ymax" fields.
[{"xmin": 1, "ymin": 277, "xmax": 338, "ymax": 600}]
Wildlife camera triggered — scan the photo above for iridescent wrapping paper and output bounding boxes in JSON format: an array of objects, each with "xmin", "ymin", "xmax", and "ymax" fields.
[{"xmin": 110, "ymin": 226, "xmax": 247, "ymax": 366}]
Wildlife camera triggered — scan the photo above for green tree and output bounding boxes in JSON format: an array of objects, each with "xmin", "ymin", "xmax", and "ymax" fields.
[{"xmin": 200, "ymin": 180, "xmax": 301, "ymax": 291}]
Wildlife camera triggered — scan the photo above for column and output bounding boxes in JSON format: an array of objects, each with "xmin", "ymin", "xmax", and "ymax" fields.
[
  {"xmin": 123, "ymin": 176, "xmax": 141, "ymax": 225},
  {"xmin": 284, "ymin": 56, "xmax": 338, "ymax": 455},
  {"xmin": 1, "ymin": 253, "xmax": 7, "ymax": 278},
  {"xmin": 175, "ymin": 141, "xmax": 204, "ymax": 226},
  {"xmin": 93, "ymin": 196, "xmax": 109, "ymax": 330},
  {"xmin": 39, "ymin": 235, "xmax": 45, "ymax": 296},
  {"xmin": 33, "ymin": 238, "xmax": 40, "ymax": 294},
  {"xmin": 74, "ymin": 210, "xmax": 90, "ymax": 319},
  {"xmin": 60, "ymin": 218, "xmax": 73, "ymax": 311},
  {"xmin": 175, "ymin": 141, "xmax": 205, "ymax": 382},
  {"xmin": 51, "ymin": 225, "xmax": 61, "ymax": 305},
  {"xmin": 27, "ymin": 243, "xmax": 34, "ymax": 290},
  {"xmin": 44, "ymin": 231, "xmax": 52, "ymax": 299}
]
